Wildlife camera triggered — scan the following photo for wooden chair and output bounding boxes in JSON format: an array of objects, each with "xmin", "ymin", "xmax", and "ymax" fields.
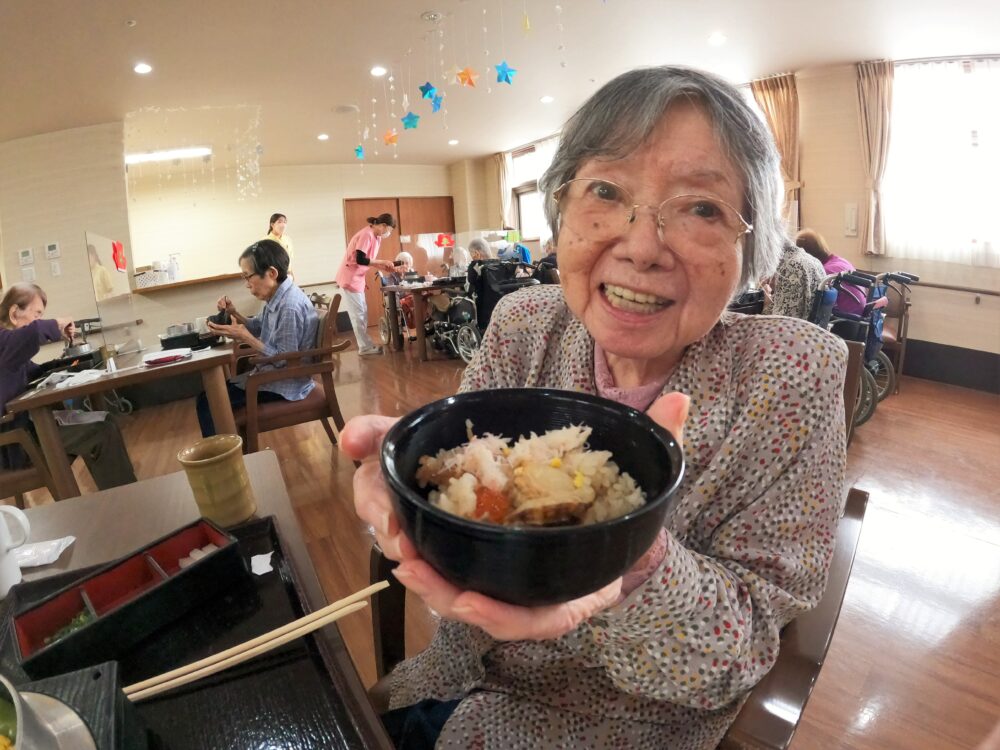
[
  {"xmin": 880, "ymin": 280, "xmax": 912, "ymax": 394},
  {"xmin": 843, "ymin": 341, "xmax": 865, "ymax": 447},
  {"xmin": 368, "ymin": 488, "xmax": 869, "ymax": 750},
  {"xmin": 0, "ymin": 412, "xmax": 62, "ymax": 507},
  {"xmin": 232, "ymin": 294, "xmax": 351, "ymax": 453}
]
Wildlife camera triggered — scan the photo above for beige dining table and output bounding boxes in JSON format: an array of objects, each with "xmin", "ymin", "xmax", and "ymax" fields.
[
  {"xmin": 18, "ymin": 449, "xmax": 393, "ymax": 749},
  {"xmin": 7, "ymin": 347, "xmax": 236, "ymax": 500}
]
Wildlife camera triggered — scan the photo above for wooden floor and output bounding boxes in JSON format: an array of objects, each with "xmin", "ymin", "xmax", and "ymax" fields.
[{"xmin": 16, "ymin": 342, "xmax": 1000, "ymax": 749}]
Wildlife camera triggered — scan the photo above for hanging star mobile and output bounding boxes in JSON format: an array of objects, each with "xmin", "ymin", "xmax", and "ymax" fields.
[
  {"xmin": 495, "ymin": 60, "xmax": 517, "ymax": 84},
  {"xmin": 354, "ymin": 145, "xmax": 365, "ymax": 159},
  {"xmin": 457, "ymin": 67, "xmax": 479, "ymax": 87},
  {"xmin": 431, "ymin": 93, "xmax": 444, "ymax": 113},
  {"xmin": 419, "ymin": 81, "xmax": 437, "ymax": 99},
  {"xmin": 383, "ymin": 129, "xmax": 399, "ymax": 145},
  {"xmin": 401, "ymin": 111, "xmax": 420, "ymax": 129},
  {"xmin": 444, "ymin": 64, "xmax": 462, "ymax": 85}
]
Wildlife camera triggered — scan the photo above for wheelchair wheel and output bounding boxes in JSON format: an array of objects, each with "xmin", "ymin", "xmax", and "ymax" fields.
[
  {"xmin": 869, "ymin": 350, "xmax": 896, "ymax": 402},
  {"xmin": 455, "ymin": 324, "xmax": 481, "ymax": 364},
  {"xmin": 854, "ymin": 367, "xmax": 878, "ymax": 427},
  {"xmin": 378, "ymin": 316, "xmax": 392, "ymax": 346}
]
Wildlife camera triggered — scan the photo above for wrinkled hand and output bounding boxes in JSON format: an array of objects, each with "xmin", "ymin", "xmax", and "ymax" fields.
[
  {"xmin": 215, "ymin": 295, "xmax": 236, "ymax": 315},
  {"xmin": 206, "ymin": 320, "xmax": 250, "ymax": 343},
  {"xmin": 340, "ymin": 391, "xmax": 691, "ymax": 641},
  {"xmin": 55, "ymin": 317, "xmax": 76, "ymax": 343},
  {"xmin": 873, "ymin": 296, "xmax": 889, "ymax": 310},
  {"xmin": 760, "ymin": 282, "xmax": 773, "ymax": 306}
]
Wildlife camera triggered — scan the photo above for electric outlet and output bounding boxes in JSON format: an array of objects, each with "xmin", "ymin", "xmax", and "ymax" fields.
[{"xmin": 50, "ymin": 260, "xmax": 61, "ymax": 277}]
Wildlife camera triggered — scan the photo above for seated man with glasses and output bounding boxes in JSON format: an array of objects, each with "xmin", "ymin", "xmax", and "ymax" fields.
[{"xmin": 196, "ymin": 239, "xmax": 318, "ymax": 437}]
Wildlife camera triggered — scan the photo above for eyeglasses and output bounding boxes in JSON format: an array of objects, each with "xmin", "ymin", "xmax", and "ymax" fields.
[
  {"xmin": 553, "ymin": 178, "xmax": 753, "ymax": 248},
  {"xmin": 241, "ymin": 271, "xmax": 259, "ymax": 282}
]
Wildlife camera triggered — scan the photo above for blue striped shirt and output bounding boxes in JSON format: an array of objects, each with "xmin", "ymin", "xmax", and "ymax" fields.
[{"xmin": 236, "ymin": 278, "xmax": 318, "ymax": 401}]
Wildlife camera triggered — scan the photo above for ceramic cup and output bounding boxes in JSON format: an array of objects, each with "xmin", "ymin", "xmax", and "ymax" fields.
[
  {"xmin": 0, "ymin": 506, "xmax": 31, "ymax": 599},
  {"xmin": 177, "ymin": 435, "xmax": 256, "ymax": 527},
  {"xmin": 194, "ymin": 316, "xmax": 209, "ymax": 334}
]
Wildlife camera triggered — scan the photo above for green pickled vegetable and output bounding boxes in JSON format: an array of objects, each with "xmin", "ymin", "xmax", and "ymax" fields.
[
  {"xmin": 43, "ymin": 608, "xmax": 95, "ymax": 646},
  {"xmin": 0, "ymin": 696, "xmax": 17, "ymax": 743}
]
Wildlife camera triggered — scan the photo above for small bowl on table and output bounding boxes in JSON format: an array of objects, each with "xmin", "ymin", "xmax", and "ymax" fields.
[{"xmin": 379, "ymin": 388, "xmax": 685, "ymax": 606}]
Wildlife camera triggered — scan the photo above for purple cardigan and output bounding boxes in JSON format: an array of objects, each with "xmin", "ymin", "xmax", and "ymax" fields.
[{"xmin": 0, "ymin": 319, "xmax": 61, "ymax": 415}]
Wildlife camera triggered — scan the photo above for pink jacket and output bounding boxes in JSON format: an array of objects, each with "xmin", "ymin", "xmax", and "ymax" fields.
[{"xmin": 335, "ymin": 225, "xmax": 381, "ymax": 292}]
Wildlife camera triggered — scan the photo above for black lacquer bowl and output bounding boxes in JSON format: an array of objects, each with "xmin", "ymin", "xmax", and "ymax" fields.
[{"xmin": 380, "ymin": 388, "xmax": 685, "ymax": 606}]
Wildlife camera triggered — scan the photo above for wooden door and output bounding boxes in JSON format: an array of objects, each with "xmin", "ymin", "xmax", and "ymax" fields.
[
  {"xmin": 398, "ymin": 197, "xmax": 455, "ymax": 277},
  {"xmin": 343, "ymin": 198, "xmax": 401, "ymax": 330}
]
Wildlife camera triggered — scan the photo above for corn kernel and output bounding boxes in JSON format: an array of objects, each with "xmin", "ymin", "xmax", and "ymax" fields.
[
  {"xmin": 573, "ymin": 472, "xmax": 584, "ymax": 489},
  {"xmin": 549, "ymin": 457, "xmax": 562, "ymax": 468}
]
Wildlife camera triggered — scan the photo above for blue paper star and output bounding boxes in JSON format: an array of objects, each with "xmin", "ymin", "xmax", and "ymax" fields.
[
  {"xmin": 354, "ymin": 145, "xmax": 364, "ymax": 159},
  {"xmin": 431, "ymin": 93, "xmax": 444, "ymax": 113},
  {"xmin": 495, "ymin": 60, "xmax": 517, "ymax": 84},
  {"xmin": 401, "ymin": 111, "xmax": 420, "ymax": 129},
  {"xmin": 419, "ymin": 81, "xmax": 437, "ymax": 99}
]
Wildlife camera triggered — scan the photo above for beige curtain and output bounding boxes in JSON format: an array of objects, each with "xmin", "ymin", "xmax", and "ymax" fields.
[
  {"xmin": 750, "ymin": 73, "xmax": 801, "ymax": 222},
  {"xmin": 492, "ymin": 152, "xmax": 515, "ymax": 229},
  {"xmin": 856, "ymin": 60, "xmax": 894, "ymax": 256}
]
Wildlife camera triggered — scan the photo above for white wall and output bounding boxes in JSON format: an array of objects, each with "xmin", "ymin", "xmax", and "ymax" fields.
[
  {"xmin": 127, "ymin": 162, "xmax": 451, "ymax": 287},
  {"xmin": 798, "ymin": 64, "xmax": 1000, "ymax": 354}
]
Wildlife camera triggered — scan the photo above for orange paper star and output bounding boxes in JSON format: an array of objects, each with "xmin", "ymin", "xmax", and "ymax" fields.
[
  {"xmin": 383, "ymin": 129, "xmax": 399, "ymax": 145},
  {"xmin": 457, "ymin": 66, "xmax": 479, "ymax": 87}
]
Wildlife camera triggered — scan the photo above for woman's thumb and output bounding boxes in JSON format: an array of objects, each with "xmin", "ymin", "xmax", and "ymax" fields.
[{"xmin": 647, "ymin": 392, "xmax": 690, "ymax": 445}]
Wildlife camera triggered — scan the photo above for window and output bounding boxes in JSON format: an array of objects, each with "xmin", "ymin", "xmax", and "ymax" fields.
[
  {"xmin": 509, "ymin": 137, "xmax": 559, "ymax": 242},
  {"xmin": 882, "ymin": 59, "xmax": 1000, "ymax": 267}
]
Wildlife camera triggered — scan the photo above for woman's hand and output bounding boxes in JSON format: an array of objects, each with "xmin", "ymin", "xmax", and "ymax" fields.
[
  {"xmin": 55, "ymin": 317, "xmax": 76, "ymax": 342},
  {"xmin": 216, "ymin": 295, "xmax": 236, "ymax": 315},
  {"xmin": 206, "ymin": 320, "xmax": 250, "ymax": 344},
  {"xmin": 340, "ymin": 391, "xmax": 691, "ymax": 642}
]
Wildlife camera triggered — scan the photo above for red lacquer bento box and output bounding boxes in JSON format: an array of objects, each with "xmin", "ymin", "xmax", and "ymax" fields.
[{"xmin": 13, "ymin": 518, "xmax": 249, "ymax": 679}]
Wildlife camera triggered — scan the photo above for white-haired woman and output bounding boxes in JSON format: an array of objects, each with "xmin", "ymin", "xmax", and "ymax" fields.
[{"xmin": 343, "ymin": 66, "xmax": 847, "ymax": 748}]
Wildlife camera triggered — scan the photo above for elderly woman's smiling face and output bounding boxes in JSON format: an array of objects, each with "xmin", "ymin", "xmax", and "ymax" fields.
[{"xmin": 557, "ymin": 101, "xmax": 746, "ymax": 379}]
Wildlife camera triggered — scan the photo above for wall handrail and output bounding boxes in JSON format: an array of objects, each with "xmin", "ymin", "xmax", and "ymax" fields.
[{"xmin": 911, "ymin": 282, "xmax": 1000, "ymax": 298}]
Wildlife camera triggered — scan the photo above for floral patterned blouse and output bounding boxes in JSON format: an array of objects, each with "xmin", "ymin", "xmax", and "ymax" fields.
[
  {"xmin": 387, "ymin": 284, "xmax": 848, "ymax": 749},
  {"xmin": 762, "ymin": 244, "xmax": 828, "ymax": 320}
]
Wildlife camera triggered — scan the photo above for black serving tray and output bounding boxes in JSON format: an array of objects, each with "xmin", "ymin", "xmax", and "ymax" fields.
[
  {"xmin": 0, "ymin": 517, "xmax": 369, "ymax": 750},
  {"xmin": 13, "ymin": 519, "xmax": 247, "ymax": 680}
]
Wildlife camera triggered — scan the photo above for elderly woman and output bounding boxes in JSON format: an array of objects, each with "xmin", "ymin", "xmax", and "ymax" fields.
[
  {"xmin": 343, "ymin": 66, "xmax": 847, "ymax": 748},
  {"xmin": 197, "ymin": 240, "xmax": 318, "ymax": 436},
  {"xmin": 761, "ymin": 240, "xmax": 827, "ymax": 319}
]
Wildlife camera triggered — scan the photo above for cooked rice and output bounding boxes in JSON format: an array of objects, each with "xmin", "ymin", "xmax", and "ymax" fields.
[{"xmin": 416, "ymin": 424, "xmax": 646, "ymax": 526}]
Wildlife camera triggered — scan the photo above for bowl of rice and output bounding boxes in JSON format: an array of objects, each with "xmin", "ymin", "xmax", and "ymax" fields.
[{"xmin": 380, "ymin": 388, "xmax": 684, "ymax": 606}]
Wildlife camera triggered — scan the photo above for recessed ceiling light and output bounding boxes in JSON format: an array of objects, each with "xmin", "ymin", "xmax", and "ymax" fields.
[
  {"xmin": 370, "ymin": 65, "xmax": 388, "ymax": 77},
  {"xmin": 540, "ymin": 95, "xmax": 555, "ymax": 104},
  {"xmin": 133, "ymin": 62, "xmax": 152, "ymax": 74},
  {"xmin": 708, "ymin": 31, "xmax": 727, "ymax": 47},
  {"xmin": 317, "ymin": 133, "xmax": 330, "ymax": 141},
  {"xmin": 448, "ymin": 139, "xmax": 459, "ymax": 146}
]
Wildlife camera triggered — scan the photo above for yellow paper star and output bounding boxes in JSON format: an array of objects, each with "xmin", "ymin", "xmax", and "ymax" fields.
[
  {"xmin": 457, "ymin": 67, "xmax": 479, "ymax": 88},
  {"xmin": 383, "ymin": 129, "xmax": 399, "ymax": 145}
]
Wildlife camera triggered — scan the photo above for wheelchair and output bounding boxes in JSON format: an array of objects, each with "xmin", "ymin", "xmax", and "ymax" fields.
[{"xmin": 424, "ymin": 259, "xmax": 543, "ymax": 364}]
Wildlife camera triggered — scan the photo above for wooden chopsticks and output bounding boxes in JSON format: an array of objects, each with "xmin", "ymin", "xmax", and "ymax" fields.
[{"xmin": 124, "ymin": 580, "xmax": 389, "ymax": 702}]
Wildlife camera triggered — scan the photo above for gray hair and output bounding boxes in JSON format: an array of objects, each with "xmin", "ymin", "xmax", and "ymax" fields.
[
  {"xmin": 540, "ymin": 66, "xmax": 785, "ymax": 290},
  {"xmin": 468, "ymin": 238, "xmax": 494, "ymax": 260},
  {"xmin": 395, "ymin": 251, "xmax": 414, "ymax": 265}
]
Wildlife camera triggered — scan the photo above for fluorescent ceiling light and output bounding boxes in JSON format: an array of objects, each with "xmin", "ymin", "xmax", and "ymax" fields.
[
  {"xmin": 708, "ymin": 31, "xmax": 727, "ymax": 46},
  {"xmin": 133, "ymin": 62, "xmax": 153, "ymax": 74},
  {"xmin": 317, "ymin": 133, "xmax": 330, "ymax": 141},
  {"xmin": 540, "ymin": 95, "xmax": 555, "ymax": 104},
  {"xmin": 370, "ymin": 65, "xmax": 388, "ymax": 77},
  {"xmin": 448, "ymin": 139, "xmax": 459, "ymax": 146},
  {"xmin": 124, "ymin": 146, "xmax": 212, "ymax": 165}
]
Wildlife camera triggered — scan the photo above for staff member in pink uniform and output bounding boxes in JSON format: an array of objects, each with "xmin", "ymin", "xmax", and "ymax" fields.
[{"xmin": 335, "ymin": 213, "xmax": 398, "ymax": 356}]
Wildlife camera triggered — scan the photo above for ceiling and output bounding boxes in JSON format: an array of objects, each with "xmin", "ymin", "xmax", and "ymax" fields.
[{"xmin": 2, "ymin": 0, "xmax": 997, "ymax": 166}]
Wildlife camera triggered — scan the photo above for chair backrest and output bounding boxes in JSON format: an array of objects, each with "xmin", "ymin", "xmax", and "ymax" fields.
[
  {"xmin": 316, "ymin": 294, "xmax": 343, "ymax": 350},
  {"xmin": 719, "ymin": 487, "xmax": 868, "ymax": 749},
  {"xmin": 0, "ymin": 415, "xmax": 60, "ymax": 504},
  {"xmin": 842, "ymin": 340, "xmax": 864, "ymax": 445}
]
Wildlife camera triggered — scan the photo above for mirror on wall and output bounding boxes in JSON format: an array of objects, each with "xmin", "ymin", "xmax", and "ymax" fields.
[{"xmin": 84, "ymin": 231, "xmax": 140, "ymax": 355}]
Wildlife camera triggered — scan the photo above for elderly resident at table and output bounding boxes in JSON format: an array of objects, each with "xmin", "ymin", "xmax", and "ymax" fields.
[
  {"xmin": 342, "ymin": 66, "xmax": 848, "ymax": 749},
  {"xmin": 196, "ymin": 240, "xmax": 318, "ymax": 437},
  {"xmin": 382, "ymin": 252, "xmax": 419, "ymax": 335},
  {"xmin": 0, "ymin": 283, "xmax": 137, "ymax": 489},
  {"xmin": 467, "ymin": 238, "xmax": 494, "ymax": 262},
  {"xmin": 795, "ymin": 228, "xmax": 871, "ymax": 316},
  {"xmin": 760, "ymin": 240, "xmax": 826, "ymax": 319}
]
